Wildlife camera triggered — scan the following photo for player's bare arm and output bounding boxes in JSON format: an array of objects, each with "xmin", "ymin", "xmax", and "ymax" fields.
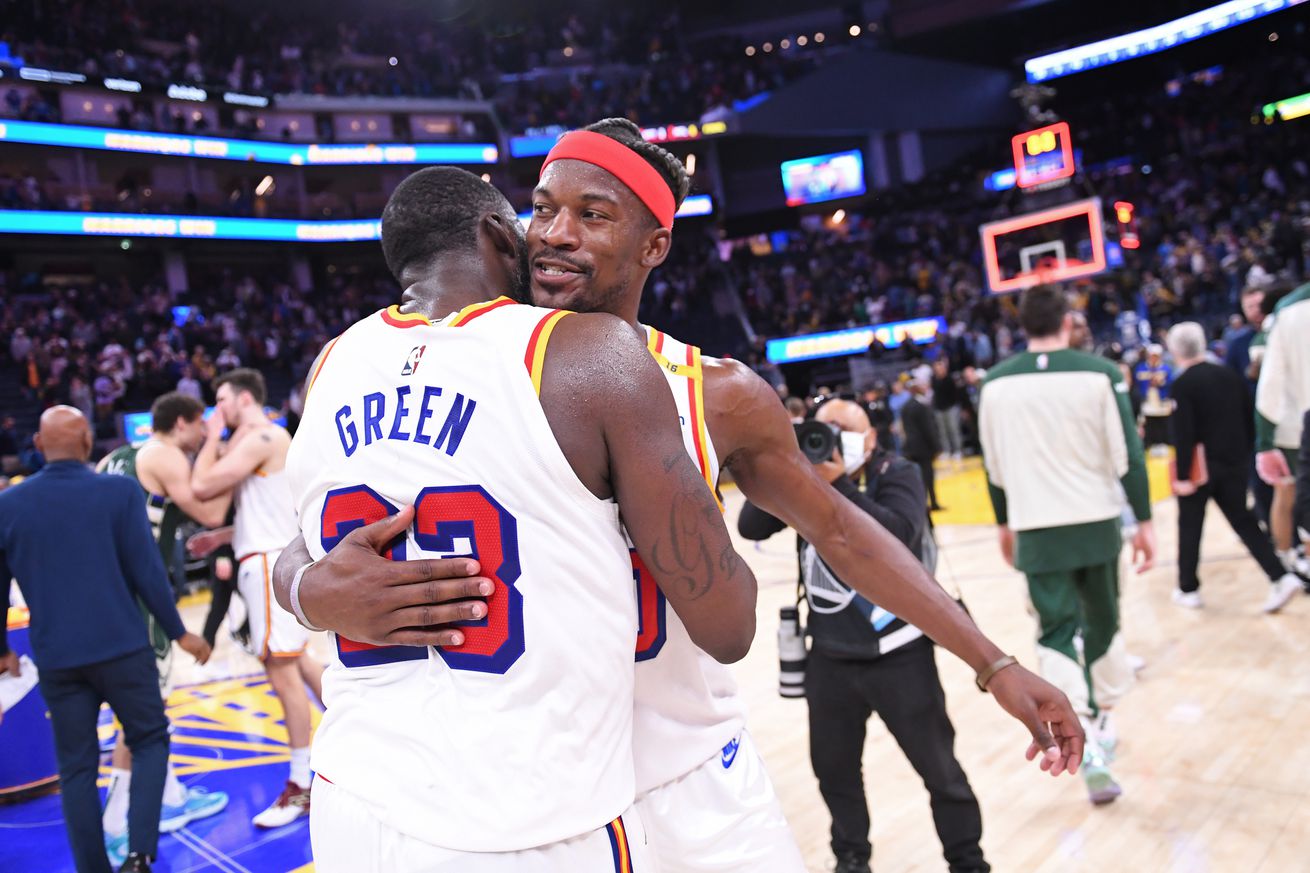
[
  {"xmin": 140, "ymin": 442, "xmax": 233, "ymax": 528},
  {"xmin": 705, "ymin": 356, "xmax": 1084, "ymax": 773},
  {"xmin": 270, "ymin": 521, "xmax": 494, "ymax": 648},
  {"xmin": 192, "ymin": 418, "xmax": 279, "ymax": 500},
  {"xmin": 539, "ymin": 313, "xmax": 757, "ymax": 664}
]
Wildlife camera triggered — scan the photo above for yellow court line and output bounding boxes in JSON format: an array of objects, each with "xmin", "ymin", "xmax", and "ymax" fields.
[
  {"xmin": 169, "ymin": 735, "xmax": 292, "ymax": 754},
  {"xmin": 168, "ymin": 754, "xmax": 291, "ymax": 774}
]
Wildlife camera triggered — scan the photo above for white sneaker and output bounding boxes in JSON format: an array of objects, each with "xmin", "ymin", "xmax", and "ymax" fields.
[
  {"xmin": 1172, "ymin": 589, "xmax": 1203, "ymax": 609},
  {"xmin": 1262, "ymin": 574, "xmax": 1301, "ymax": 614},
  {"xmin": 252, "ymin": 780, "xmax": 311, "ymax": 829}
]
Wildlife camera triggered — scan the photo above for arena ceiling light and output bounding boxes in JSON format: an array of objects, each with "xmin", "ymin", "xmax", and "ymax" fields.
[
  {"xmin": 1025, "ymin": 0, "xmax": 1308, "ymax": 83},
  {"xmin": 18, "ymin": 66, "xmax": 86, "ymax": 84}
]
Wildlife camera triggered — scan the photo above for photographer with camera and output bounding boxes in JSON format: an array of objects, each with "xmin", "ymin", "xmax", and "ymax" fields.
[{"xmin": 739, "ymin": 399, "xmax": 989, "ymax": 873}]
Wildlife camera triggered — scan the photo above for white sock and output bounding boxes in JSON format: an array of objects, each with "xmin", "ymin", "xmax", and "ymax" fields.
[
  {"xmin": 289, "ymin": 747, "xmax": 312, "ymax": 789},
  {"xmin": 103, "ymin": 768, "xmax": 131, "ymax": 835},
  {"xmin": 1096, "ymin": 710, "xmax": 1117, "ymax": 745},
  {"xmin": 163, "ymin": 761, "xmax": 188, "ymax": 807},
  {"xmin": 1279, "ymin": 549, "xmax": 1298, "ymax": 571}
]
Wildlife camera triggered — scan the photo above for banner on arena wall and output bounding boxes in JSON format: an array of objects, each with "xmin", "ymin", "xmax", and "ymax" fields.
[
  {"xmin": 0, "ymin": 120, "xmax": 498, "ymax": 165},
  {"xmin": 508, "ymin": 120, "xmax": 729, "ymax": 158},
  {"xmin": 0, "ymin": 210, "xmax": 382, "ymax": 242},
  {"xmin": 765, "ymin": 317, "xmax": 947, "ymax": 365},
  {"xmin": 515, "ymin": 194, "xmax": 713, "ymax": 228}
]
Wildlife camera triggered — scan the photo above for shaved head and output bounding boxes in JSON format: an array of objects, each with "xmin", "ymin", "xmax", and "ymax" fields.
[
  {"xmin": 35, "ymin": 405, "xmax": 92, "ymax": 463},
  {"xmin": 816, "ymin": 399, "xmax": 871, "ymax": 434}
]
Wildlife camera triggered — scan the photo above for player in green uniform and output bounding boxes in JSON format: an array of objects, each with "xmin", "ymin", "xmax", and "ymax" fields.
[
  {"xmin": 979, "ymin": 286, "xmax": 1156, "ymax": 807},
  {"xmin": 1254, "ymin": 282, "xmax": 1310, "ymax": 578},
  {"xmin": 96, "ymin": 393, "xmax": 233, "ymax": 865}
]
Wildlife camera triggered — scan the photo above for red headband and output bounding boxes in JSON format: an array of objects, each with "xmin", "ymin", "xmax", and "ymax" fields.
[{"xmin": 540, "ymin": 130, "xmax": 676, "ymax": 229}]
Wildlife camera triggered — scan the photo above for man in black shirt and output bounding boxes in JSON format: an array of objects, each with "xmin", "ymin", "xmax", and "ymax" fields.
[
  {"xmin": 901, "ymin": 379, "xmax": 942, "ymax": 510},
  {"xmin": 931, "ymin": 359, "xmax": 964, "ymax": 465},
  {"xmin": 738, "ymin": 400, "xmax": 987, "ymax": 873},
  {"xmin": 860, "ymin": 384, "xmax": 894, "ymax": 454},
  {"xmin": 1165, "ymin": 323, "xmax": 1300, "ymax": 612}
]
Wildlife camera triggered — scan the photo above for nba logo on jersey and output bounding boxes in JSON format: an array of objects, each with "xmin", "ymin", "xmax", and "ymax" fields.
[{"xmin": 401, "ymin": 345, "xmax": 426, "ymax": 376}]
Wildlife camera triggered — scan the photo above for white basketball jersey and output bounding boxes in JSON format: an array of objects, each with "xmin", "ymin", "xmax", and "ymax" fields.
[
  {"xmin": 632, "ymin": 326, "xmax": 747, "ymax": 796},
  {"xmin": 231, "ymin": 453, "xmax": 299, "ymax": 559},
  {"xmin": 285, "ymin": 298, "xmax": 637, "ymax": 852}
]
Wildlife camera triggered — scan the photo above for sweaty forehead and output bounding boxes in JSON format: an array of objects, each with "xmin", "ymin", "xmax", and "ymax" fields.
[{"xmin": 537, "ymin": 159, "xmax": 644, "ymax": 212}]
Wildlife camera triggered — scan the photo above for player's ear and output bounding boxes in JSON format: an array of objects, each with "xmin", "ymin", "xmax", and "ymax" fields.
[
  {"xmin": 639, "ymin": 226, "xmax": 672, "ymax": 270},
  {"xmin": 482, "ymin": 212, "xmax": 519, "ymax": 261}
]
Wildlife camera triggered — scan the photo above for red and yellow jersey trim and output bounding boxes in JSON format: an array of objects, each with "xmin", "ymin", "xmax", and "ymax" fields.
[
  {"xmin": 305, "ymin": 336, "xmax": 340, "ymax": 397},
  {"xmin": 302, "ymin": 335, "xmax": 341, "ymax": 406},
  {"xmin": 523, "ymin": 309, "xmax": 572, "ymax": 396},
  {"xmin": 606, "ymin": 816, "xmax": 633, "ymax": 873},
  {"xmin": 644, "ymin": 327, "xmax": 721, "ymax": 511},
  {"xmin": 380, "ymin": 305, "xmax": 432, "ymax": 329},
  {"xmin": 683, "ymin": 345, "xmax": 720, "ymax": 510},
  {"xmin": 448, "ymin": 296, "xmax": 516, "ymax": 327}
]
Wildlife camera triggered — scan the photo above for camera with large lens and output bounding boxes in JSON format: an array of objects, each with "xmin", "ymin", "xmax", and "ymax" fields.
[
  {"xmin": 794, "ymin": 420, "xmax": 839, "ymax": 465},
  {"xmin": 777, "ymin": 606, "xmax": 807, "ymax": 698}
]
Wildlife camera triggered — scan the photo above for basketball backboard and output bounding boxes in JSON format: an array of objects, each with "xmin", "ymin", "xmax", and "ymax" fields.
[{"xmin": 979, "ymin": 197, "xmax": 1108, "ymax": 293}]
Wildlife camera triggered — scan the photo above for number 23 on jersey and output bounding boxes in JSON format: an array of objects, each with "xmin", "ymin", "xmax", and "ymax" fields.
[{"xmin": 319, "ymin": 484, "xmax": 524, "ymax": 673}]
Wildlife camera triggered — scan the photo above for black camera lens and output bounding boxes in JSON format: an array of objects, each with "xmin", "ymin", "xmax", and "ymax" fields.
[{"xmin": 794, "ymin": 421, "xmax": 839, "ymax": 465}]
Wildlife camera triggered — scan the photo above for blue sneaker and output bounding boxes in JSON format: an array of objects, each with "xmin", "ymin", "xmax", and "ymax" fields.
[
  {"xmin": 160, "ymin": 786, "xmax": 229, "ymax": 833},
  {"xmin": 105, "ymin": 829, "xmax": 129, "ymax": 868}
]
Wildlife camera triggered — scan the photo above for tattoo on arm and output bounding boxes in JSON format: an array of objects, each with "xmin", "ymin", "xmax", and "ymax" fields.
[{"xmin": 647, "ymin": 451, "xmax": 741, "ymax": 600}]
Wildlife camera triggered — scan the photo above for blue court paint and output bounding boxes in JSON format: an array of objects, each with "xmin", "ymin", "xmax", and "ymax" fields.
[{"xmin": 0, "ymin": 673, "xmax": 316, "ymax": 872}]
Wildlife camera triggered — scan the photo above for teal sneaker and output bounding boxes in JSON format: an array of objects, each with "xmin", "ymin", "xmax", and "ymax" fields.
[
  {"xmin": 1082, "ymin": 749, "xmax": 1122, "ymax": 805},
  {"xmin": 160, "ymin": 786, "xmax": 229, "ymax": 833},
  {"xmin": 105, "ymin": 829, "xmax": 129, "ymax": 868}
]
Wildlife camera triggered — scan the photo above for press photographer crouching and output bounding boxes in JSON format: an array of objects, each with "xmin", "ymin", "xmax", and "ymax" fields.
[{"xmin": 739, "ymin": 399, "xmax": 989, "ymax": 873}]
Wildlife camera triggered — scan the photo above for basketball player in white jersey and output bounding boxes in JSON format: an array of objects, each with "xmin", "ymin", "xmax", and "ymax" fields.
[
  {"xmin": 280, "ymin": 166, "xmax": 756, "ymax": 871},
  {"xmin": 276, "ymin": 122, "xmax": 1087, "ymax": 872},
  {"xmin": 189, "ymin": 368, "xmax": 325, "ymax": 829},
  {"xmin": 96, "ymin": 392, "xmax": 231, "ymax": 865}
]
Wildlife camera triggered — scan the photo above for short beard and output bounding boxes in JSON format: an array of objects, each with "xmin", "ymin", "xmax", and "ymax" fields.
[{"xmin": 509, "ymin": 247, "xmax": 532, "ymax": 304}]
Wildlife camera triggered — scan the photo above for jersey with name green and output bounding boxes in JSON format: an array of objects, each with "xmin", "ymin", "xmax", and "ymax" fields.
[{"xmin": 979, "ymin": 348, "xmax": 1150, "ymax": 573}]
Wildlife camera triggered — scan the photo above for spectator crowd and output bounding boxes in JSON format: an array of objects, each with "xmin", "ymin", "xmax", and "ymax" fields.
[{"xmin": 2, "ymin": 0, "xmax": 822, "ymax": 135}]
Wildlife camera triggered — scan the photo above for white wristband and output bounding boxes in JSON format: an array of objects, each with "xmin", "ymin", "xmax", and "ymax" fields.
[{"xmin": 290, "ymin": 562, "xmax": 326, "ymax": 632}]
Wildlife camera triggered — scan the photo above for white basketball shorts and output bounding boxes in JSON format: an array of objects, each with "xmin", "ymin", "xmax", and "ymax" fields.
[
  {"xmin": 310, "ymin": 776, "xmax": 651, "ymax": 872},
  {"xmin": 637, "ymin": 729, "xmax": 805, "ymax": 873},
  {"xmin": 236, "ymin": 550, "xmax": 309, "ymax": 660}
]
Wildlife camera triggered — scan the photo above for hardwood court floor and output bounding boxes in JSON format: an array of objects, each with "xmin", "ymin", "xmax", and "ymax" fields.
[{"xmin": 735, "ymin": 458, "xmax": 1310, "ymax": 873}]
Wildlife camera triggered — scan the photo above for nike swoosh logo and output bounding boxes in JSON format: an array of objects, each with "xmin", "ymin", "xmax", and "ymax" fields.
[{"xmin": 721, "ymin": 737, "xmax": 741, "ymax": 769}]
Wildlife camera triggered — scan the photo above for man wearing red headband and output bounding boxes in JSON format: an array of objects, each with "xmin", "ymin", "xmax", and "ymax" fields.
[
  {"xmin": 523, "ymin": 118, "xmax": 1083, "ymax": 872},
  {"xmin": 278, "ymin": 121, "xmax": 1086, "ymax": 871}
]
